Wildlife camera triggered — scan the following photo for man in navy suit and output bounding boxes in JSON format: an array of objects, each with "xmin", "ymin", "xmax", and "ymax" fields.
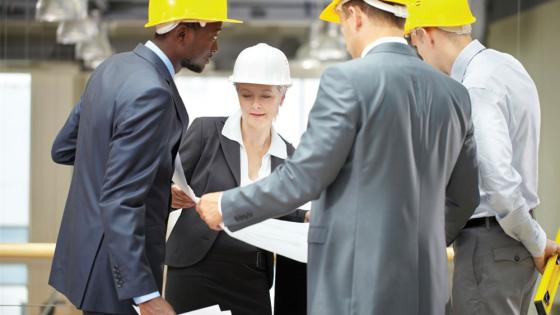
[{"xmin": 48, "ymin": 1, "xmax": 241, "ymax": 314}]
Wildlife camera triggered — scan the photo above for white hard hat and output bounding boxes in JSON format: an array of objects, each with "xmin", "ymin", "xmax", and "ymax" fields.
[{"xmin": 230, "ymin": 43, "xmax": 292, "ymax": 86}]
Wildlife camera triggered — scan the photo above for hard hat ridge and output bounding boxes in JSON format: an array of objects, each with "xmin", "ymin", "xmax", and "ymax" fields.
[{"xmin": 230, "ymin": 43, "xmax": 292, "ymax": 87}]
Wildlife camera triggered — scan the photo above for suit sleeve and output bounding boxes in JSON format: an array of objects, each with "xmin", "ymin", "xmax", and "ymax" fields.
[
  {"xmin": 51, "ymin": 98, "xmax": 82, "ymax": 165},
  {"xmin": 276, "ymin": 142, "xmax": 309, "ymax": 223},
  {"xmin": 445, "ymin": 103, "xmax": 480, "ymax": 245},
  {"xmin": 222, "ymin": 66, "xmax": 360, "ymax": 231},
  {"xmin": 98, "ymin": 84, "xmax": 174, "ymax": 300}
]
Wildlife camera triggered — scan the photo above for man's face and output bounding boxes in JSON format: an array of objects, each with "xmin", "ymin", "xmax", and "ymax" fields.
[{"xmin": 180, "ymin": 22, "xmax": 223, "ymax": 73}]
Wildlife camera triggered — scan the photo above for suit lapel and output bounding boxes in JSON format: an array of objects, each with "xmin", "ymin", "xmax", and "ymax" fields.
[
  {"xmin": 218, "ymin": 121, "xmax": 241, "ymax": 186},
  {"xmin": 167, "ymin": 80, "xmax": 189, "ymax": 129},
  {"xmin": 271, "ymin": 155, "xmax": 282, "ymax": 171},
  {"xmin": 133, "ymin": 43, "xmax": 189, "ymax": 130}
]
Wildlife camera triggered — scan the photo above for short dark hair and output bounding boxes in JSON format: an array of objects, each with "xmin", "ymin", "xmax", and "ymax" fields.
[
  {"xmin": 154, "ymin": 22, "xmax": 203, "ymax": 39},
  {"xmin": 341, "ymin": 0, "xmax": 406, "ymax": 29}
]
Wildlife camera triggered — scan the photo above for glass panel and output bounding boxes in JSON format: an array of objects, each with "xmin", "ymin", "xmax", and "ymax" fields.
[{"xmin": 0, "ymin": 73, "xmax": 31, "ymax": 240}]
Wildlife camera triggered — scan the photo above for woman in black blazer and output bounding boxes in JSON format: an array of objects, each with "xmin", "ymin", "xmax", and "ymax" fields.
[{"xmin": 164, "ymin": 43, "xmax": 307, "ymax": 315}]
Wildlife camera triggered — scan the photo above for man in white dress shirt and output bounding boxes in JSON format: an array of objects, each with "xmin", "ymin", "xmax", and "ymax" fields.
[{"xmin": 406, "ymin": 0, "xmax": 559, "ymax": 314}]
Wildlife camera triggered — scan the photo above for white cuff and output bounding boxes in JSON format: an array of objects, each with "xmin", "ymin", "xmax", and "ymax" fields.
[
  {"xmin": 497, "ymin": 208, "xmax": 547, "ymax": 257},
  {"xmin": 133, "ymin": 291, "xmax": 160, "ymax": 305},
  {"xmin": 218, "ymin": 193, "xmax": 223, "ymax": 216}
]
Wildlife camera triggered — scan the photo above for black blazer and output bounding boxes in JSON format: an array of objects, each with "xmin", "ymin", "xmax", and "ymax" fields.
[
  {"xmin": 49, "ymin": 44, "xmax": 187, "ymax": 314},
  {"xmin": 165, "ymin": 116, "xmax": 306, "ymax": 312}
]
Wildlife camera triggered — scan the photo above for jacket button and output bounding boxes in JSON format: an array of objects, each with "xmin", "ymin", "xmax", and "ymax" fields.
[{"xmin": 514, "ymin": 255, "xmax": 520, "ymax": 262}]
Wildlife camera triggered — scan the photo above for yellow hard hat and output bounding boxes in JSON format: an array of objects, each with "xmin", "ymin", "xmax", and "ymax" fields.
[
  {"xmin": 404, "ymin": 0, "xmax": 476, "ymax": 34},
  {"xmin": 144, "ymin": 0, "xmax": 242, "ymax": 28},
  {"xmin": 320, "ymin": 0, "xmax": 409, "ymax": 24}
]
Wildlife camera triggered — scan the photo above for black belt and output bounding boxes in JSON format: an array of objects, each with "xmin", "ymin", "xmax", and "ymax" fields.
[
  {"xmin": 464, "ymin": 210, "xmax": 534, "ymax": 229},
  {"xmin": 464, "ymin": 216, "xmax": 498, "ymax": 229}
]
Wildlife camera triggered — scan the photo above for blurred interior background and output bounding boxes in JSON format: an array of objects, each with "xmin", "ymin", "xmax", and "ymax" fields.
[{"xmin": 1, "ymin": 0, "xmax": 559, "ymax": 314}]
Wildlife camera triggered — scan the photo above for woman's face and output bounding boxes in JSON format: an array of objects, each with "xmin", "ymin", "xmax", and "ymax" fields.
[{"xmin": 236, "ymin": 83, "xmax": 285, "ymax": 129}]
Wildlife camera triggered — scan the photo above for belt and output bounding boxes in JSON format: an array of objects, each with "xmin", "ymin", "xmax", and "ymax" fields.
[
  {"xmin": 464, "ymin": 209, "xmax": 535, "ymax": 229},
  {"xmin": 464, "ymin": 216, "xmax": 498, "ymax": 229}
]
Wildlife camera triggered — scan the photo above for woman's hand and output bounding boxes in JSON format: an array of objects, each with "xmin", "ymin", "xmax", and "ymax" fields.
[{"xmin": 171, "ymin": 184, "xmax": 196, "ymax": 209}]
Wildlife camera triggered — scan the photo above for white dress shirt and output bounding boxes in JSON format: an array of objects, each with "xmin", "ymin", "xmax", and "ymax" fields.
[
  {"xmin": 451, "ymin": 40, "xmax": 546, "ymax": 257},
  {"xmin": 133, "ymin": 41, "xmax": 176, "ymax": 305},
  {"xmin": 222, "ymin": 110, "xmax": 288, "ymax": 186},
  {"xmin": 360, "ymin": 36, "xmax": 409, "ymax": 58}
]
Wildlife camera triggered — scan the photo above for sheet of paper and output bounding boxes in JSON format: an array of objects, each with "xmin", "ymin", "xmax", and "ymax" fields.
[
  {"xmin": 172, "ymin": 155, "xmax": 200, "ymax": 204},
  {"xmin": 173, "ymin": 155, "xmax": 308, "ymax": 263},
  {"xmin": 135, "ymin": 305, "xmax": 230, "ymax": 315},
  {"xmin": 223, "ymin": 219, "xmax": 309, "ymax": 263},
  {"xmin": 180, "ymin": 305, "xmax": 229, "ymax": 314}
]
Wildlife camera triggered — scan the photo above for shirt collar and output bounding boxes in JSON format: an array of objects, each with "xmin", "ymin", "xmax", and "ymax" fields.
[
  {"xmin": 222, "ymin": 110, "xmax": 288, "ymax": 159},
  {"xmin": 145, "ymin": 40, "xmax": 176, "ymax": 77},
  {"xmin": 361, "ymin": 36, "xmax": 409, "ymax": 58},
  {"xmin": 450, "ymin": 39, "xmax": 486, "ymax": 83}
]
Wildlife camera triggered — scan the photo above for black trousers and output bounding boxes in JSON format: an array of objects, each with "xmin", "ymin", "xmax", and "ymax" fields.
[{"xmin": 166, "ymin": 234, "xmax": 272, "ymax": 315}]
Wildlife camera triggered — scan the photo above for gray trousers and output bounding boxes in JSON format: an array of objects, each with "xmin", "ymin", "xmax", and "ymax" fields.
[{"xmin": 449, "ymin": 222, "xmax": 538, "ymax": 315}]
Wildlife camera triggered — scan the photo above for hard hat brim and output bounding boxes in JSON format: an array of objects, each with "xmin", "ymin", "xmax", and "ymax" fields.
[
  {"xmin": 319, "ymin": 1, "xmax": 341, "ymax": 24},
  {"xmin": 145, "ymin": 18, "xmax": 243, "ymax": 28}
]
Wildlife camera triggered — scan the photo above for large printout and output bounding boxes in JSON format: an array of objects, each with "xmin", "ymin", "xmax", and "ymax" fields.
[
  {"xmin": 172, "ymin": 155, "xmax": 309, "ymax": 263},
  {"xmin": 223, "ymin": 219, "xmax": 309, "ymax": 263}
]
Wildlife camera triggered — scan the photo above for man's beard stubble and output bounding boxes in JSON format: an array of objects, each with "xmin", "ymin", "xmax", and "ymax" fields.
[{"xmin": 181, "ymin": 59, "xmax": 204, "ymax": 73}]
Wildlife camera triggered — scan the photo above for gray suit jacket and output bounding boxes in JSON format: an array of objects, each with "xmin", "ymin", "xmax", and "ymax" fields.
[
  {"xmin": 221, "ymin": 43, "xmax": 480, "ymax": 315},
  {"xmin": 49, "ymin": 44, "xmax": 188, "ymax": 314}
]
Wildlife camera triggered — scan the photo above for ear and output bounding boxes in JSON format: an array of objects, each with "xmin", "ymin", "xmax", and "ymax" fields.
[
  {"xmin": 346, "ymin": 5, "xmax": 363, "ymax": 31},
  {"xmin": 423, "ymin": 27, "xmax": 437, "ymax": 47},
  {"xmin": 174, "ymin": 24, "xmax": 191, "ymax": 43}
]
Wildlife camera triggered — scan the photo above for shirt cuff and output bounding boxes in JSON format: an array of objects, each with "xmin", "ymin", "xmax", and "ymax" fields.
[
  {"xmin": 496, "ymin": 207, "xmax": 547, "ymax": 257},
  {"xmin": 133, "ymin": 291, "xmax": 160, "ymax": 305},
  {"xmin": 218, "ymin": 193, "xmax": 223, "ymax": 216}
]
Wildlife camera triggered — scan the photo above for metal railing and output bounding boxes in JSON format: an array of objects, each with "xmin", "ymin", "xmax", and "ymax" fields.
[{"xmin": 0, "ymin": 242, "xmax": 456, "ymax": 261}]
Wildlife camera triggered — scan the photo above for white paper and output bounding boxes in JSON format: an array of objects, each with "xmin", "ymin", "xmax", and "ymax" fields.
[
  {"xmin": 173, "ymin": 155, "xmax": 200, "ymax": 203},
  {"xmin": 135, "ymin": 305, "xmax": 231, "ymax": 315},
  {"xmin": 172, "ymin": 155, "xmax": 308, "ymax": 263},
  {"xmin": 223, "ymin": 219, "xmax": 309, "ymax": 263},
  {"xmin": 181, "ymin": 305, "xmax": 231, "ymax": 314}
]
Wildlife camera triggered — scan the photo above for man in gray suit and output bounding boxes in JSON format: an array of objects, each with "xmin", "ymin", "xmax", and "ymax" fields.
[
  {"xmin": 49, "ymin": 1, "xmax": 241, "ymax": 314},
  {"xmin": 197, "ymin": 0, "xmax": 479, "ymax": 314}
]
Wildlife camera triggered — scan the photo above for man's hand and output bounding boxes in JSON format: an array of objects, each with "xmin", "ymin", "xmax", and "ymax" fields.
[
  {"xmin": 139, "ymin": 297, "xmax": 176, "ymax": 315},
  {"xmin": 196, "ymin": 192, "xmax": 224, "ymax": 231},
  {"xmin": 171, "ymin": 184, "xmax": 196, "ymax": 209},
  {"xmin": 533, "ymin": 239, "xmax": 560, "ymax": 274}
]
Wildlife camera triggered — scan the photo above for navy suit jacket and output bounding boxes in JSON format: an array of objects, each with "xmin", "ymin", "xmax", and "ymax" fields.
[{"xmin": 49, "ymin": 44, "xmax": 188, "ymax": 314}]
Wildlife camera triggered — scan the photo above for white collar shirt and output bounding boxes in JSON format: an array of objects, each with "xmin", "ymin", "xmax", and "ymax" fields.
[
  {"xmin": 451, "ymin": 40, "xmax": 545, "ymax": 257},
  {"xmin": 221, "ymin": 110, "xmax": 287, "ymax": 187}
]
